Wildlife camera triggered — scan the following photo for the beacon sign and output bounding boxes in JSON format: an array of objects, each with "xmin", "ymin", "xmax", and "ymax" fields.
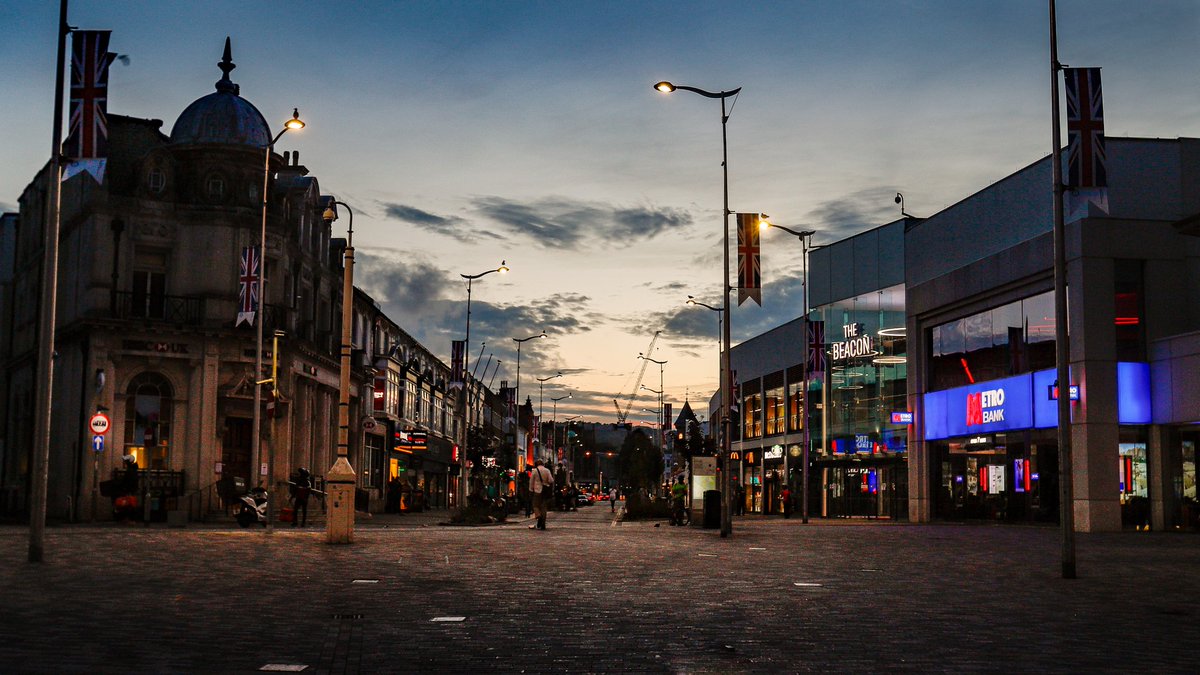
[{"xmin": 831, "ymin": 323, "xmax": 873, "ymax": 361}]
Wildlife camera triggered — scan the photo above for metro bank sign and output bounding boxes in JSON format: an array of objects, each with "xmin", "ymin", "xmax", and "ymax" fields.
[
  {"xmin": 923, "ymin": 363, "xmax": 1151, "ymax": 440},
  {"xmin": 926, "ymin": 374, "xmax": 1033, "ymax": 439}
]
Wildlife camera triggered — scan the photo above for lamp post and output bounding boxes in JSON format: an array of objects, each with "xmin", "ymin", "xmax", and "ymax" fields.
[
  {"xmin": 639, "ymin": 354, "xmax": 667, "ymax": 454},
  {"xmin": 551, "ymin": 393, "xmax": 571, "ymax": 458},
  {"xmin": 458, "ymin": 261, "xmax": 509, "ymax": 507},
  {"xmin": 540, "ymin": 367, "xmax": 561, "ymax": 425},
  {"xmin": 761, "ymin": 222, "xmax": 818, "ymax": 523},
  {"xmin": 250, "ymin": 108, "xmax": 305, "ymax": 525},
  {"xmin": 657, "ymin": 80, "xmax": 741, "ymax": 537},
  {"xmin": 321, "ymin": 199, "xmax": 356, "ymax": 543},
  {"xmin": 513, "ymin": 330, "xmax": 547, "ymax": 430}
]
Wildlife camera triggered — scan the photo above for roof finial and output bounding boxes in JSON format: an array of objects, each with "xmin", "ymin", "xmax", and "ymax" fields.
[{"xmin": 215, "ymin": 36, "xmax": 238, "ymax": 94}]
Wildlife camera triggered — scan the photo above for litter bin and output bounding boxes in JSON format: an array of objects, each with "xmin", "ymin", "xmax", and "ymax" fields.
[{"xmin": 703, "ymin": 490, "xmax": 721, "ymax": 529}]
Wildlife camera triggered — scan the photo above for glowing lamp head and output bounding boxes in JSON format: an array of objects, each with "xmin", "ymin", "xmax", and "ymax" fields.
[
  {"xmin": 654, "ymin": 81, "xmax": 676, "ymax": 93},
  {"xmin": 686, "ymin": 295, "xmax": 697, "ymax": 306},
  {"xmin": 284, "ymin": 108, "xmax": 305, "ymax": 130},
  {"xmin": 498, "ymin": 261, "xmax": 509, "ymax": 274},
  {"xmin": 322, "ymin": 206, "xmax": 337, "ymax": 223}
]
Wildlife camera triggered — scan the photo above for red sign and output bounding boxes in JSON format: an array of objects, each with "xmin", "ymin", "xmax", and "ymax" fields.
[{"xmin": 89, "ymin": 412, "xmax": 111, "ymax": 435}]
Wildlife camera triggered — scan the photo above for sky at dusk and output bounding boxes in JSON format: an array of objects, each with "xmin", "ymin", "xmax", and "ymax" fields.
[{"xmin": 3, "ymin": 1, "xmax": 1198, "ymax": 424}]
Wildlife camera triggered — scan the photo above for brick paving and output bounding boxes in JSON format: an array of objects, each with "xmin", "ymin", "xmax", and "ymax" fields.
[{"xmin": 0, "ymin": 505, "xmax": 1196, "ymax": 674}]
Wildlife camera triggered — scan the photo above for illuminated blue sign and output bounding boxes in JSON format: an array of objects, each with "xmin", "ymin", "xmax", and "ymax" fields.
[
  {"xmin": 891, "ymin": 411, "xmax": 914, "ymax": 425},
  {"xmin": 927, "ymin": 363, "xmax": 1151, "ymax": 440}
]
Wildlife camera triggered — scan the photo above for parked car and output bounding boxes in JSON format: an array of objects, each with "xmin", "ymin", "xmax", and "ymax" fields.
[{"xmin": 575, "ymin": 492, "xmax": 593, "ymax": 507}]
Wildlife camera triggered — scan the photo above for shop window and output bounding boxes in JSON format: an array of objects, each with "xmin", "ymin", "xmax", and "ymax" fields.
[
  {"xmin": 787, "ymin": 380, "xmax": 805, "ymax": 433},
  {"xmin": 361, "ymin": 433, "xmax": 384, "ymax": 489},
  {"xmin": 743, "ymin": 394, "xmax": 763, "ymax": 439},
  {"xmin": 123, "ymin": 372, "xmax": 173, "ymax": 469},
  {"xmin": 764, "ymin": 386, "xmax": 785, "ymax": 436}
]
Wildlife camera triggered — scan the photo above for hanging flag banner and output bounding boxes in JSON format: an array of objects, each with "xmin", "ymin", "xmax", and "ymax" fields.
[
  {"xmin": 663, "ymin": 403, "xmax": 673, "ymax": 431},
  {"xmin": 450, "ymin": 340, "xmax": 465, "ymax": 390},
  {"xmin": 807, "ymin": 320, "xmax": 826, "ymax": 374},
  {"xmin": 503, "ymin": 382, "xmax": 515, "ymax": 423},
  {"xmin": 1064, "ymin": 67, "xmax": 1109, "ymax": 219},
  {"xmin": 63, "ymin": 30, "xmax": 117, "ymax": 184},
  {"xmin": 736, "ymin": 213, "xmax": 762, "ymax": 306},
  {"xmin": 236, "ymin": 246, "xmax": 259, "ymax": 327}
]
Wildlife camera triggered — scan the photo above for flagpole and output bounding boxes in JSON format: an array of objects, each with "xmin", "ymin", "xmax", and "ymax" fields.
[
  {"xmin": 29, "ymin": 0, "xmax": 70, "ymax": 563},
  {"xmin": 1049, "ymin": 0, "xmax": 1077, "ymax": 580}
]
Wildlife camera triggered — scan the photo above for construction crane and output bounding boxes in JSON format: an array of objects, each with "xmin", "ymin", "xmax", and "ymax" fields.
[{"xmin": 613, "ymin": 331, "xmax": 660, "ymax": 423}]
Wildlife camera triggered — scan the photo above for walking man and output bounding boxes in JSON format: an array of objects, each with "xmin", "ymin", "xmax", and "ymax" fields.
[
  {"xmin": 529, "ymin": 459, "xmax": 554, "ymax": 530},
  {"xmin": 609, "ymin": 486, "xmax": 618, "ymax": 513}
]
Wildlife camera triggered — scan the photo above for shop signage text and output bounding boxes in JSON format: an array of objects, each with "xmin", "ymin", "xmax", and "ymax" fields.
[
  {"xmin": 830, "ymin": 323, "xmax": 874, "ymax": 361},
  {"xmin": 890, "ymin": 411, "xmax": 913, "ymax": 424},
  {"xmin": 764, "ymin": 445, "xmax": 783, "ymax": 461}
]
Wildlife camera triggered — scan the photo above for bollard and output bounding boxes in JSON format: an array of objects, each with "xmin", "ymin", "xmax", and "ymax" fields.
[{"xmin": 325, "ymin": 456, "xmax": 356, "ymax": 544}]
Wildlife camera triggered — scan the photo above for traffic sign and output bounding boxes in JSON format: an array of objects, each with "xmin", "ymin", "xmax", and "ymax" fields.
[
  {"xmin": 92, "ymin": 435, "xmax": 104, "ymax": 453},
  {"xmin": 89, "ymin": 412, "xmax": 111, "ymax": 435}
]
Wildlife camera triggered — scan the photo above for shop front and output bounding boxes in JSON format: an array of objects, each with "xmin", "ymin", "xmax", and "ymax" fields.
[{"xmin": 923, "ymin": 363, "xmax": 1152, "ymax": 525}]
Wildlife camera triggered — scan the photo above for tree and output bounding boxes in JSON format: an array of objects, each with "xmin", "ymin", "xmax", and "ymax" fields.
[{"xmin": 616, "ymin": 428, "xmax": 663, "ymax": 492}]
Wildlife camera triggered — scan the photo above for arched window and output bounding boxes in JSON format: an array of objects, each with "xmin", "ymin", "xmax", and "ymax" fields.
[{"xmin": 123, "ymin": 372, "xmax": 173, "ymax": 469}]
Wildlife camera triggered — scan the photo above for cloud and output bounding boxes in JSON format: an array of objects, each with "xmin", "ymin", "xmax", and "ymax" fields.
[
  {"xmin": 379, "ymin": 202, "xmax": 507, "ymax": 242},
  {"xmin": 0, "ymin": 201, "xmax": 15, "ymax": 213},
  {"xmin": 382, "ymin": 202, "xmax": 462, "ymax": 228},
  {"xmin": 472, "ymin": 196, "xmax": 693, "ymax": 250},
  {"xmin": 805, "ymin": 187, "xmax": 900, "ymax": 241}
]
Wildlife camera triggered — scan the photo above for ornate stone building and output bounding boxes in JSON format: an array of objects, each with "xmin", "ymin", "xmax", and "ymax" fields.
[{"xmin": 1, "ymin": 44, "xmax": 365, "ymax": 520}]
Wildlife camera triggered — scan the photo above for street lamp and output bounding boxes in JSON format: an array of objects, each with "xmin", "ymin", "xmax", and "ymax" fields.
[
  {"xmin": 321, "ymin": 199, "xmax": 357, "ymax": 543},
  {"xmin": 537, "ymin": 371, "xmax": 563, "ymax": 449},
  {"xmin": 656, "ymin": 80, "xmax": 741, "ymax": 537},
  {"xmin": 251, "ymin": 108, "xmax": 304, "ymax": 525},
  {"xmin": 551, "ymin": 392, "xmax": 571, "ymax": 453},
  {"xmin": 761, "ymin": 222, "xmax": 819, "ymax": 524},
  {"xmin": 458, "ymin": 261, "xmax": 509, "ymax": 507},
  {"xmin": 513, "ymin": 330, "xmax": 547, "ymax": 430},
  {"xmin": 639, "ymin": 353, "xmax": 667, "ymax": 454}
]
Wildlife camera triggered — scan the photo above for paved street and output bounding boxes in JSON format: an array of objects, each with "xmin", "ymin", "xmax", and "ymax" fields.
[{"xmin": 0, "ymin": 506, "xmax": 1196, "ymax": 674}]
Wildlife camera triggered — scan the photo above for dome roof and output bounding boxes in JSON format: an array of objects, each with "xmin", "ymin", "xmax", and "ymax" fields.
[{"xmin": 169, "ymin": 38, "xmax": 270, "ymax": 147}]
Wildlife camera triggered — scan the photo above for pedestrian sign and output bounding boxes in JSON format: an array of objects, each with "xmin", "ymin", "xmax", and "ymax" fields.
[{"xmin": 92, "ymin": 435, "xmax": 104, "ymax": 453}]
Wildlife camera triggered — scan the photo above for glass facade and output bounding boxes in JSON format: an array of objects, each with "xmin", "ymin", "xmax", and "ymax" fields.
[
  {"xmin": 928, "ymin": 290, "xmax": 1056, "ymax": 392},
  {"xmin": 809, "ymin": 284, "xmax": 909, "ymax": 519}
]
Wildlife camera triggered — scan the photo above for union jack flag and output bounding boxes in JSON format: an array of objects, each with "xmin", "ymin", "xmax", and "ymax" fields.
[
  {"xmin": 1064, "ymin": 67, "xmax": 1106, "ymax": 190},
  {"xmin": 237, "ymin": 246, "xmax": 260, "ymax": 327},
  {"xmin": 807, "ymin": 320, "xmax": 826, "ymax": 374},
  {"xmin": 736, "ymin": 213, "xmax": 761, "ymax": 306},
  {"xmin": 450, "ymin": 340, "xmax": 465, "ymax": 390},
  {"xmin": 65, "ymin": 31, "xmax": 116, "ymax": 160}
]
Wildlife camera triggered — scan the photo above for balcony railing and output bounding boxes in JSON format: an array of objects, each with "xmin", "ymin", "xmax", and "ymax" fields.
[{"xmin": 113, "ymin": 291, "xmax": 204, "ymax": 326}]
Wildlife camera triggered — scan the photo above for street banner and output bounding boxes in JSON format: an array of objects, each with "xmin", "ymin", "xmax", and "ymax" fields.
[
  {"xmin": 807, "ymin": 320, "xmax": 826, "ymax": 374},
  {"xmin": 663, "ymin": 403, "xmax": 672, "ymax": 430},
  {"xmin": 65, "ymin": 30, "xmax": 116, "ymax": 160},
  {"xmin": 1064, "ymin": 67, "xmax": 1109, "ymax": 218},
  {"xmin": 450, "ymin": 340, "xmax": 465, "ymax": 389},
  {"xmin": 236, "ymin": 246, "xmax": 259, "ymax": 327},
  {"xmin": 736, "ymin": 213, "xmax": 762, "ymax": 306}
]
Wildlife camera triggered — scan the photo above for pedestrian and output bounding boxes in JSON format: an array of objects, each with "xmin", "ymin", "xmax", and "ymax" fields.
[
  {"xmin": 670, "ymin": 475, "xmax": 687, "ymax": 526},
  {"xmin": 291, "ymin": 467, "xmax": 312, "ymax": 527},
  {"xmin": 781, "ymin": 486, "xmax": 792, "ymax": 519},
  {"xmin": 609, "ymin": 486, "xmax": 618, "ymax": 513},
  {"xmin": 529, "ymin": 459, "xmax": 554, "ymax": 530}
]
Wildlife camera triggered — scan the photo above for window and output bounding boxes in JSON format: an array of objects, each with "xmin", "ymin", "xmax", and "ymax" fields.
[
  {"xmin": 787, "ymin": 380, "xmax": 805, "ymax": 433},
  {"xmin": 405, "ymin": 376, "xmax": 418, "ymax": 423},
  {"xmin": 205, "ymin": 174, "xmax": 225, "ymax": 201},
  {"xmin": 131, "ymin": 248, "xmax": 168, "ymax": 319},
  {"xmin": 422, "ymin": 387, "xmax": 433, "ymax": 428},
  {"xmin": 929, "ymin": 290, "xmax": 1056, "ymax": 391},
  {"xmin": 743, "ymin": 393, "xmax": 763, "ymax": 440},
  {"xmin": 1114, "ymin": 259, "xmax": 1146, "ymax": 361},
  {"xmin": 147, "ymin": 169, "xmax": 165, "ymax": 194},
  {"xmin": 386, "ymin": 370, "xmax": 401, "ymax": 417},
  {"xmin": 764, "ymin": 386, "xmax": 785, "ymax": 436},
  {"xmin": 362, "ymin": 433, "xmax": 384, "ymax": 489},
  {"xmin": 123, "ymin": 372, "xmax": 173, "ymax": 469}
]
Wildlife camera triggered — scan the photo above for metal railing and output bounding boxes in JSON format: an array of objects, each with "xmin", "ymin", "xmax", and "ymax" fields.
[{"xmin": 113, "ymin": 291, "xmax": 204, "ymax": 325}]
